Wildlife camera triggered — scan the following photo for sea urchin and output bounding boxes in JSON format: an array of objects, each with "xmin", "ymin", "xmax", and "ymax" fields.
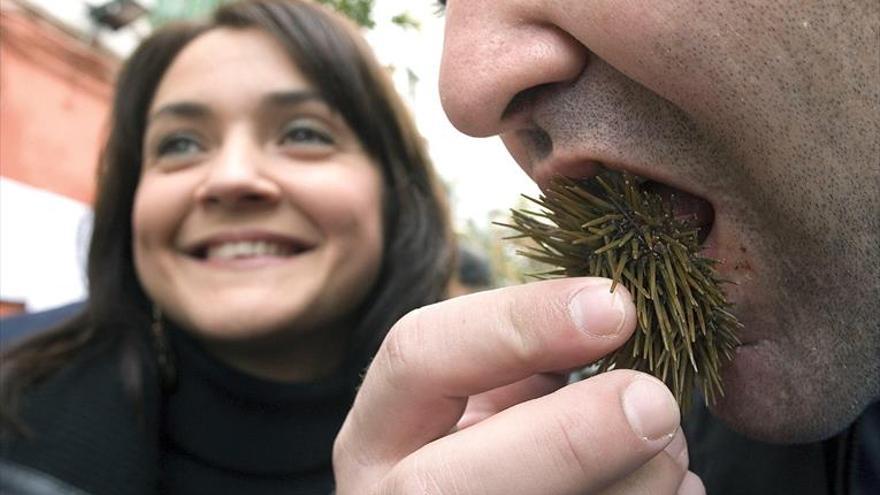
[{"xmin": 503, "ymin": 171, "xmax": 741, "ymax": 409}]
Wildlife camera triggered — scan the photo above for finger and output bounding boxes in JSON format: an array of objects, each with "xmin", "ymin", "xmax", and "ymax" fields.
[
  {"xmin": 677, "ymin": 471, "xmax": 706, "ymax": 495},
  {"xmin": 335, "ymin": 277, "xmax": 637, "ymax": 485},
  {"xmin": 597, "ymin": 428, "xmax": 689, "ymax": 495},
  {"xmin": 377, "ymin": 370, "xmax": 681, "ymax": 495},
  {"xmin": 457, "ymin": 372, "xmax": 568, "ymax": 429}
]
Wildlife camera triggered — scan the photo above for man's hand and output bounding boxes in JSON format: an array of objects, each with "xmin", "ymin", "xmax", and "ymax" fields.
[{"xmin": 334, "ymin": 278, "xmax": 705, "ymax": 494}]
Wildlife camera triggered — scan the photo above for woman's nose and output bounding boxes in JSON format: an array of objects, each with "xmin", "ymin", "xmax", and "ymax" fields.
[
  {"xmin": 194, "ymin": 135, "xmax": 281, "ymax": 209},
  {"xmin": 439, "ymin": 1, "xmax": 588, "ymax": 138}
]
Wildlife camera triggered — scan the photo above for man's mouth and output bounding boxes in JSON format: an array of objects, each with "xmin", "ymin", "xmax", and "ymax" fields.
[
  {"xmin": 538, "ymin": 162, "xmax": 717, "ymax": 247},
  {"xmin": 513, "ymin": 162, "xmax": 742, "ymax": 407},
  {"xmin": 639, "ymin": 180, "xmax": 715, "ymax": 245}
]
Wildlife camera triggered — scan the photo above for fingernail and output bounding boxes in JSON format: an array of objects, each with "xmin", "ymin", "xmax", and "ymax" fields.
[
  {"xmin": 622, "ymin": 379, "xmax": 680, "ymax": 441},
  {"xmin": 568, "ymin": 280, "xmax": 628, "ymax": 337},
  {"xmin": 664, "ymin": 428, "xmax": 688, "ymax": 469}
]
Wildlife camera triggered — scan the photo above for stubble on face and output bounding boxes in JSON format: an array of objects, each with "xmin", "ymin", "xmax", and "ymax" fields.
[
  {"xmin": 517, "ymin": 27, "xmax": 878, "ymax": 440},
  {"xmin": 441, "ymin": 0, "xmax": 879, "ymax": 442},
  {"xmin": 644, "ymin": 0, "xmax": 880, "ymax": 441}
]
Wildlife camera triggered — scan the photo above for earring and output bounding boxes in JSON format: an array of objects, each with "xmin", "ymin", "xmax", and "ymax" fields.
[{"xmin": 151, "ymin": 305, "xmax": 177, "ymax": 392}]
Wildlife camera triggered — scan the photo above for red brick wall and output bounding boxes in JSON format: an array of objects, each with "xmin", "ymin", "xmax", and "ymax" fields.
[{"xmin": 0, "ymin": 6, "xmax": 118, "ymax": 204}]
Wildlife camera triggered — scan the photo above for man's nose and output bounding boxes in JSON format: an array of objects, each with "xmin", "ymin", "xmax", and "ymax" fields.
[
  {"xmin": 438, "ymin": 1, "xmax": 588, "ymax": 138},
  {"xmin": 194, "ymin": 134, "xmax": 281, "ymax": 209}
]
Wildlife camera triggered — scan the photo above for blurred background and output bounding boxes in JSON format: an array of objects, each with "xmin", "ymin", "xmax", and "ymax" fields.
[{"xmin": 0, "ymin": 0, "xmax": 545, "ymax": 316}]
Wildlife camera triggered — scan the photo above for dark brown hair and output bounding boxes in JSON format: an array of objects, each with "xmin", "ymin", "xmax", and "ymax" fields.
[{"xmin": 1, "ymin": 0, "xmax": 452, "ymax": 429}]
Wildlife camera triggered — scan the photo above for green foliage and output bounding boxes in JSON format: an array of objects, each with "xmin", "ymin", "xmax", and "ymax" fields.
[
  {"xmin": 151, "ymin": 0, "xmax": 230, "ymax": 26},
  {"xmin": 502, "ymin": 172, "xmax": 742, "ymax": 409},
  {"xmin": 315, "ymin": 0, "xmax": 375, "ymax": 28},
  {"xmin": 150, "ymin": 0, "xmax": 375, "ymax": 28},
  {"xmin": 390, "ymin": 11, "xmax": 421, "ymax": 31}
]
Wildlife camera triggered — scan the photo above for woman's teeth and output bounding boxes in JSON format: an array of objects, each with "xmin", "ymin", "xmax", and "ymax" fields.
[{"xmin": 205, "ymin": 241, "xmax": 292, "ymax": 260}]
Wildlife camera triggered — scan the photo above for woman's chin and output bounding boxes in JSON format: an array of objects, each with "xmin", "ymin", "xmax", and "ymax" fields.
[{"xmin": 174, "ymin": 307, "xmax": 313, "ymax": 345}]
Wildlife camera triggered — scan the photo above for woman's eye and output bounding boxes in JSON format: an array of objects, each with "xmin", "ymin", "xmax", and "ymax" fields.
[
  {"xmin": 279, "ymin": 124, "xmax": 335, "ymax": 147},
  {"xmin": 156, "ymin": 134, "xmax": 203, "ymax": 158}
]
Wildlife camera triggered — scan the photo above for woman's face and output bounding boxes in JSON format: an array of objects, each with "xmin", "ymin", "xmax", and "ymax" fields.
[{"xmin": 132, "ymin": 28, "xmax": 384, "ymax": 377}]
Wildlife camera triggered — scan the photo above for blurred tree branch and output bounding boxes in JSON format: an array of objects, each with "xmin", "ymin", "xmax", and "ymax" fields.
[{"xmin": 150, "ymin": 0, "xmax": 376, "ymax": 28}]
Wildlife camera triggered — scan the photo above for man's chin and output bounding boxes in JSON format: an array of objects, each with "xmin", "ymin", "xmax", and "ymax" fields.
[
  {"xmin": 708, "ymin": 401, "xmax": 845, "ymax": 445},
  {"xmin": 706, "ymin": 341, "xmax": 857, "ymax": 444}
]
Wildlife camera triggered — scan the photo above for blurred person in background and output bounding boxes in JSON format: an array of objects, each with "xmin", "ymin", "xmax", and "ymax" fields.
[
  {"xmin": 0, "ymin": 1, "xmax": 452, "ymax": 493},
  {"xmin": 446, "ymin": 243, "xmax": 493, "ymax": 297}
]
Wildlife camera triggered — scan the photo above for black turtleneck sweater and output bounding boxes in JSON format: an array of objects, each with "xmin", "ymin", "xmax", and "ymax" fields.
[{"xmin": 161, "ymin": 329, "xmax": 356, "ymax": 494}]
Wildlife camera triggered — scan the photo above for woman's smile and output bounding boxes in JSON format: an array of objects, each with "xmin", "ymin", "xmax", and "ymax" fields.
[{"xmin": 181, "ymin": 229, "xmax": 315, "ymax": 268}]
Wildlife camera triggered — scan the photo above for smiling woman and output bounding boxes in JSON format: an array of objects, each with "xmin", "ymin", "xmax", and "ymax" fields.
[
  {"xmin": 134, "ymin": 28, "xmax": 388, "ymax": 381},
  {"xmin": 0, "ymin": 1, "xmax": 452, "ymax": 493}
]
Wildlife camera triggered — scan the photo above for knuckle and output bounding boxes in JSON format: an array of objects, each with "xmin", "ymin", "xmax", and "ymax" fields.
[
  {"xmin": 333, "ymin": 423, "xmax": 397, "ymax": 495},
  {"xmin": 545, "ymin": 410, "xmax": 594, "ymax": 482},
  {"xmin": 332, "ymin": 423, "xmax": 373, "ymax": 482},
  {"xmin": 379, "ymin": 308, "xmax": 426, "ymax": 389},
  {"xmin": 397, "ymin": 469, "xmax": 446, "ymax": 495},
  {"xmin": 331, "ymin": 426, "xmax": 357, "ymax": 470},
  {"xmin": 500, "ymin": 293, "xmax": 546, "ymax": 368},
  {"xmin": 595, "ymin": 452, "xmax": 686, "ymax": 495},
  {"xmin": 381, "ymin": 454, "xmax": 463, "ymax": 495}
]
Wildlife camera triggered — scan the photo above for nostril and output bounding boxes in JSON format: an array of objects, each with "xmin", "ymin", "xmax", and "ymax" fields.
[
  {"xmin": 502, "ymin": 83, "xmax": 557, "ymax": 122},
  {"xmin": 241, "ymin": 192, "xmax": 269, "ymax": 203},
  {"xmin": 516, "ymin": 127, "xmax": 553, "ymax": 163},
  {"xmin": 439, "ymin": 22, "xmax": 588, "ymax": 137},
  {"xmin": 202, "ymin": 189, "xmax": 275, "ymax": 208}
]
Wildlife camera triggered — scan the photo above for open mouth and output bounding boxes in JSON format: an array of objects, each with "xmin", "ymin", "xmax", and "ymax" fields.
[
  {"xmin": 562, "ymin": 165, "xmax": 716, "ymax": 246},
  {"xmin": 517, "ymin": 163, "xmax": 741, "ymax": 406},
  {"xmin": 187, "ymin": 237, "xmax": 312, "ymax": 261},
  {"xmin": 639, "ymin": 180, "xmax": 715, "ymax": 245}
]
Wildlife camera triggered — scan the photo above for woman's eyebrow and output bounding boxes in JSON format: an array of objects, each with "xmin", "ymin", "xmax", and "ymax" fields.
[
  {"xmin": 148, "ymin": 102, "xmax": 213, "ymax": 124},
  {"xmin": 147, "ymin": 91, "xmax": 327, "ymax": 125},
  {"xmin": 262, "ymin": 90, "xmax": 326, "ymax": 110}
]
